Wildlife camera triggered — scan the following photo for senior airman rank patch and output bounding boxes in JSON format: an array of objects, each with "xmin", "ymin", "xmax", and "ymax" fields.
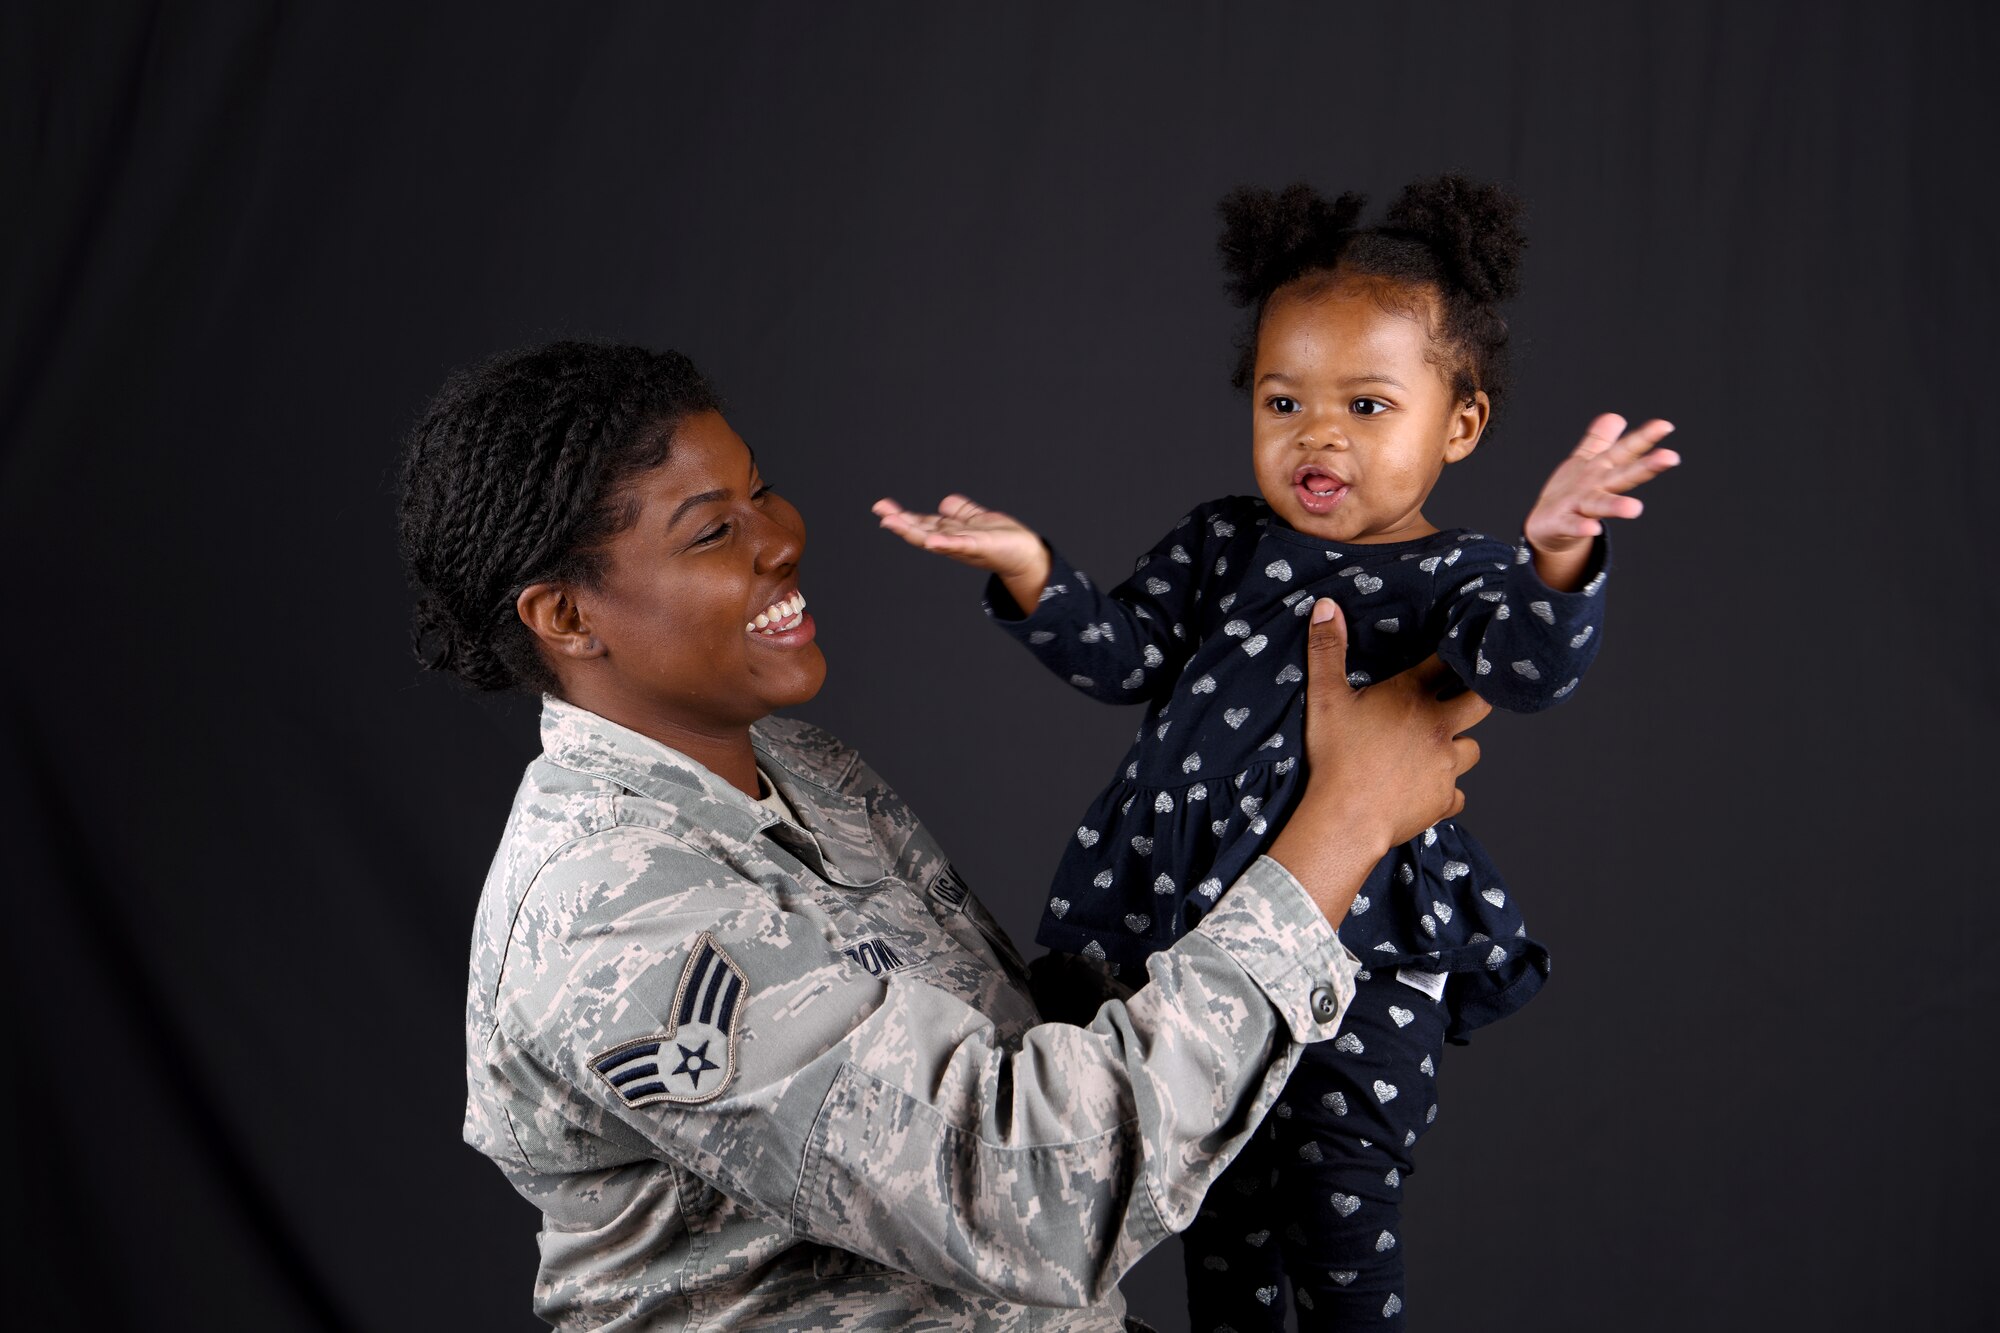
[{"xmin": 591, "ymin": 933, "xmax": 746, "ymax": 1107}]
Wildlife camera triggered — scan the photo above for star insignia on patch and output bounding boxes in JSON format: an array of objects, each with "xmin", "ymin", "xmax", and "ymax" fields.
[{"xmin": 590, "ymin": 932, "xmax": 747, "ymax": 1106}]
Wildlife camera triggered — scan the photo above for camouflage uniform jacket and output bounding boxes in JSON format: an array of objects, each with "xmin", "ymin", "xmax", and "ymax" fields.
[{"xmin": 465, "ymin": 697, "xmax": 1360, "ymax": 1330}]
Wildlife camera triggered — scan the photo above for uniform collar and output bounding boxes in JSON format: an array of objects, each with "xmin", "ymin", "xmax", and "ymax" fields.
[
  {"xmin": 537, "ymin": 696, "xmax": 888, "ymax": 889},
  {"xmin": 538, "ymin": 695, "xmax": 752, "ymax": 810}
]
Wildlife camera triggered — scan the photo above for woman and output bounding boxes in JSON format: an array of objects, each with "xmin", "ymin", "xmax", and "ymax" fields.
[{"xmin": 399, "ymin": 341, "xmax": 1486, "ymax": 1330}]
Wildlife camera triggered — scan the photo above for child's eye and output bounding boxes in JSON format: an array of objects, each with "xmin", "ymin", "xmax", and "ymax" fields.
[
  {"xmin": 1351, "ymin": 397, "xmax": 1390, "ymax": 416},
  {"xmin": 1267, "ymin": 395, "xmax": 1301, "ymax": 414}
]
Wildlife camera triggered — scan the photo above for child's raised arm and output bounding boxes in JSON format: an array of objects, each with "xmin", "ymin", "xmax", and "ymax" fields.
[
  {"xmin": 1522, "ymin": 414, "xmax": 1679, "ymax": 591},
  {"xmin": 875, "ymin": 495, "xmax": 1228, "ymax": 705},
  {"xmin": 873, "ymin": 494, "xmax": 1052, "ymax": 614},
  {"xmin": 1434, "ymin": 413, "xmax": 1679, "ymax": 712}
]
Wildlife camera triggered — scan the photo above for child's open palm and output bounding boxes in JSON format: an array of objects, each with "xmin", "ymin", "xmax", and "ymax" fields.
[
  {"xmin": 872, "ymin": 495, "xmax": 1045, "ymax": 576},
  {"xmin": 873, "ymin": 493, "xmax": 1055, "ymax": 613},
  {"xmin": 1523, "ymin": 413, "xmax": 1679, "ymax": 587}
]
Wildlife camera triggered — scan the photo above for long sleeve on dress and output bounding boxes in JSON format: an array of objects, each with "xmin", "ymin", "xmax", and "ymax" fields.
[
  {"xmin": 1434, "ymin": 533, "xmax": 1612, "ymax": 713},
  {"xmin": 980, "ymin": 505, "xmax": 1238, "ymax": 704}
]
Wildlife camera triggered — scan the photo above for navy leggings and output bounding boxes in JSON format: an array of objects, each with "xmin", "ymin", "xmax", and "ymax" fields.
[{"xmin": 1182, "ymin": 967, "xmax": 1451, "ymax": 1330}]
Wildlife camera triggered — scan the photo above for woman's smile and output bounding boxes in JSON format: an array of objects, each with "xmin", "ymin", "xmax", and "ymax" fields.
[{"xmin": 746, "ymin": 589, "xmax": 815, "ymax": 644}]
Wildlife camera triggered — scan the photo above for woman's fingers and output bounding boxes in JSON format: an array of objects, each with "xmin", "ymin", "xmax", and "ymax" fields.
[
  {"xmin": 1447, "ymin": 694, "xmax": 1490, "ymax": 743},
  {"xmin": 1404, "ymin": 652, "xmax": 1460, "ymax": 699},
  {"xmin": 1304, "ymin": 597, "xmax": 1352, "ymax": 688},
  {"xmin": 1297, "ymin": 599, "xmax": 1354, "ymax": 759},
  {"xmin": 1423, "ymin": 663, "xmax": 1488, "ymax": 786},
  {"xmin": 1272, "ymin": 633, "xmax": 1494, "ymax": 908}
]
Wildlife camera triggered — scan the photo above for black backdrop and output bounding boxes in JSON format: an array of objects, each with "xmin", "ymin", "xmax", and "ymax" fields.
[{"xmin": 6, "ymin": 3, "xmax": 1996, "ymax": 1329}]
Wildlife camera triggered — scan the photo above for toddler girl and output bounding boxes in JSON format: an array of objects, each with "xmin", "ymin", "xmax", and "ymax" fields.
[{"xmin": 875, "ymin": 176, "xmax": 1676, "ymax": 1330}]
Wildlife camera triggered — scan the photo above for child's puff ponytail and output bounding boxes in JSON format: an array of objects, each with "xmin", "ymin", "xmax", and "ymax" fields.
[
  {"xmin": 1216, "ymin": 183, "xmax": 1367, "ymax": 309},
  {"xmin": 1381, "ymin": 175, "xmax": 1527, "ymax": 306}
]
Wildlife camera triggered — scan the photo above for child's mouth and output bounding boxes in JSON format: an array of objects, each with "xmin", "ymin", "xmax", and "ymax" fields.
[{"xmin": 1293, "ymin": 467, "xmax": 1351, "ymax": 515}]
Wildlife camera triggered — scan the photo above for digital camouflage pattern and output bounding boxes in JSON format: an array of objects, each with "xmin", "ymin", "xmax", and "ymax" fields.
[{"xmin": 465, "ymin": 697, "xmax": 1359, "ymax": 1330}]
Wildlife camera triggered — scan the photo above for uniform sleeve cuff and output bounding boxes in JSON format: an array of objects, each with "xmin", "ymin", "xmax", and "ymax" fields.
[
  {"xmin": 981, "ymin": 544, "xmax": 1085, "ymax": 625},
  {"xmin": 1191, "ymin": 856, "xmax": 1361, "ymax": 1044}
]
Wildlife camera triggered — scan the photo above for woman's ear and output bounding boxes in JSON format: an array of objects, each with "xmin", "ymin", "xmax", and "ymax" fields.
[
  {"xmin": 517, "ymin": 583, "xmax": 605, "ymax": 661},
  {"xmin": 1443, "ymin": 390, "xmax": 1490, "ymax": 464}
]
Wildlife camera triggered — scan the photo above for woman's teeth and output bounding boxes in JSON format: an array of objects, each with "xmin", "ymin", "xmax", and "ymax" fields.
[{"xmin": 747, "ymin": 591, "xmax": 806, "ymax": 634}]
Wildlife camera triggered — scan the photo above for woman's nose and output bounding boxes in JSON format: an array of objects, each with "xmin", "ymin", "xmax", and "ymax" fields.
[{"xmin": 752, "ymin": 504, "xmax": 804, "ymax": 572}]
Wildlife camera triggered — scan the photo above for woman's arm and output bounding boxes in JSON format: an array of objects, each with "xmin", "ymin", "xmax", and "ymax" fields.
[{"xmin": 495, "ymin": 835, "xmax": 1347, "ymax": 1307}]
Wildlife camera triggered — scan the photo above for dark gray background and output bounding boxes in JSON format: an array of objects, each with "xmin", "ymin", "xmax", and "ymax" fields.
[{"xmin": 5, "ymin": 2, "xmax": 1995, "ymax": 1329}]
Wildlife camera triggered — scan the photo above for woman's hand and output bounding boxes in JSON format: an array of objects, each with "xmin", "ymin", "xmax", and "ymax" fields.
[
  {"xmin": 873, "ymin": 494, "xmax": 1053, "ymax": 612},
  {"xmin": 1523, "ymin": 413, "xmax": 1680, "ymax": 591},
  {"xmin": 1265, "ymin": 600, "xmax": 1491, "ymax": 923}
]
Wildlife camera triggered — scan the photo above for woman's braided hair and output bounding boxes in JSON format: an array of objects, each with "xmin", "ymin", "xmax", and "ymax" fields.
[
  {"xmin": 396, "ymin": 340, "xmax": 721, "ymax": 694},
  {"xmin": 1217, "ymin": 174, "xmax": 1527, "ymax": 420}
]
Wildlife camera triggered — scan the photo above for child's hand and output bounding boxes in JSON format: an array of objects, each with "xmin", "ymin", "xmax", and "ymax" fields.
[
  {"xmin": 873, "ymin": 494, "xmax": 1053, "ymax": 611},
  {"xmin": 1523, "ymin": 414, "xmax": 1680, "ymax": 591}
]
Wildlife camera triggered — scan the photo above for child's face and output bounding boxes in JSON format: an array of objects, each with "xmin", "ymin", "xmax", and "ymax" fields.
[{"xmin": 1250, "ymin": 277, "xmax": 1487, "ymax": 544}]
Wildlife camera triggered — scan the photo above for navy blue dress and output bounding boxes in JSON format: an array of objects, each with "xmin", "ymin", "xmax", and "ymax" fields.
[
  {"xmin": 984, "ymin": 495, "xmax": 1611, "ymax": 1329},
  {"xmin": 986, "ymin": 494, "xmax": 1608, "ymax": 1032}
]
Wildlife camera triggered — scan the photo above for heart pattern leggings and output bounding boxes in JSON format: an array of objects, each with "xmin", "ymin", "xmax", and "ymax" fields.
[{"xmin": 1182, "ymin": 967, "xmax": 1453, "ymax": 1331}]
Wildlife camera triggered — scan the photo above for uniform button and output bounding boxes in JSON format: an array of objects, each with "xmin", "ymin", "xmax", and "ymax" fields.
[{"xmin": 1310, "ymin": 986, "xmax": 1339, "ymax": 1024}]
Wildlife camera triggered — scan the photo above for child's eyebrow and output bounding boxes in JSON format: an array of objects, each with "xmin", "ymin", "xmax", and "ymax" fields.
[{"xmin": 1254, "ymin": 370, "xmax": 1409, "ymax": 389}]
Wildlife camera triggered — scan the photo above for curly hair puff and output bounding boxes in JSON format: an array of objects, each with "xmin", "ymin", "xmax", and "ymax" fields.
[
  {"xmin": 1217, "ymin": 174, "xmax": 1528, "ymax": 419},
  {"xmin": 396, "ymin": 340, "xmax": 721, "ymax": 694}
]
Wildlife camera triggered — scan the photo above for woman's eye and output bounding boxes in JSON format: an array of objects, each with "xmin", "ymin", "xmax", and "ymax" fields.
[
  {"xmin": 1351, "ymin": 397, "xmax": 1389, "ymax": 416},
  {"xmin": 1268, "ymin": 396, "xmax": 1300, "ymax": 414},
  {"xmin": 695, "ymin": 523, "xmax": 731, "ymax": 545},
  {"xmin": 752, "ymin": 483, "xmax": 775, "ymax": 500}
]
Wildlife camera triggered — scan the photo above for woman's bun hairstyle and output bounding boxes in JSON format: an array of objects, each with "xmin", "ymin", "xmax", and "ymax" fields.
[
  {"xmin": 1217, "ymin": 173, "xmax": 1527, "ymax": 416},
  {"xmin": 396, "ymin": 340, "xmax": 720, "ymax": 695}
]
